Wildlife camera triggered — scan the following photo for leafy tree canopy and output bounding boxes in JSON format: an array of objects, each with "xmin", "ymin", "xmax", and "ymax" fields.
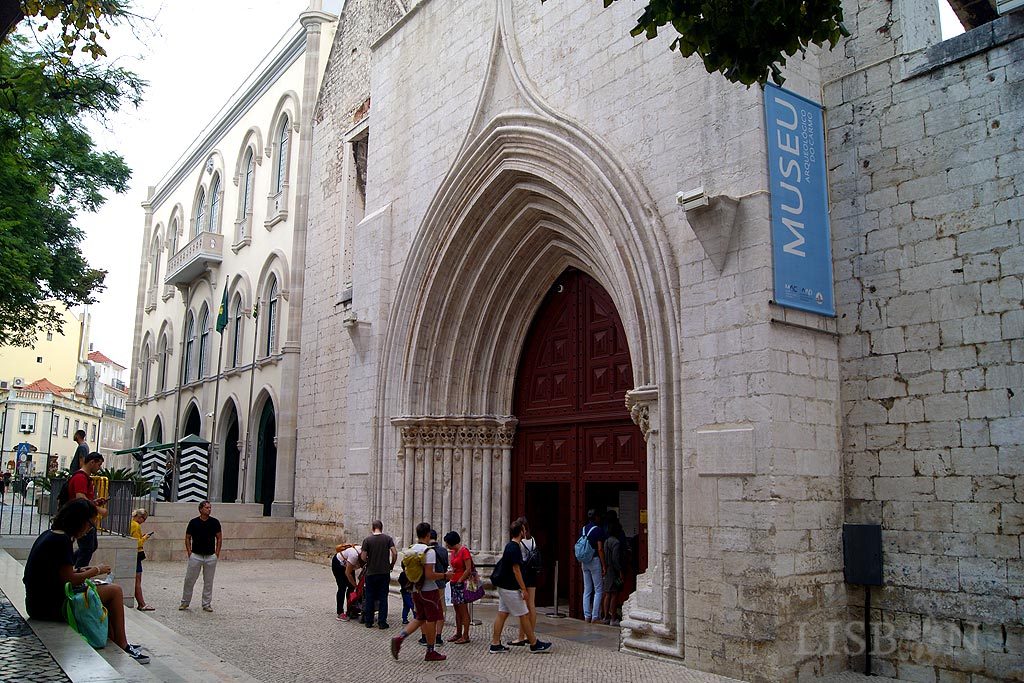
[
  {"xmin": 1, "ymin": 1, "xmax": 131, "ymax": 61},
  {"xmin": 0, "ymin": 35, "xmax": 143, "ymax": 346},
  {"xmin": 553, "ymin": 0, "xmax": 849, "ymax": 86}
]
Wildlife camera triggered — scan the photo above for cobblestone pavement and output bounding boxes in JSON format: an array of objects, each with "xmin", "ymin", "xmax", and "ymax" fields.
[
  {"xmin": 0, "ymin": 587, "xmax": 71, "ymax": 683},
  {"xmin": 138, "ymin": 559, "xmax": 741, "ymax": 683}
]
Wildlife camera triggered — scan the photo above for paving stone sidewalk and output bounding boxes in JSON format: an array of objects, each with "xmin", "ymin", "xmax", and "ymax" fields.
[
  {"xmin": 0, "ymin": 587, "xmax": 71, "ymax": 683},
  {"xmin": 137, "ymin": 559, "xmax": 741, "ymax": 683}
]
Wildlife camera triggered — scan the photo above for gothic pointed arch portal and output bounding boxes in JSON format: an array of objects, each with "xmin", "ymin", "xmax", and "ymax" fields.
[
  {"xmin": 375, "ymin": 0, "xmax": 683, "ymax": 660},
  {"xmin": 221, "ymin": 404, "xmax": 240, "ymax": 503},
  {"xmin": 513, "ymin": 269, "xmax": 647, "ymax": 618}
]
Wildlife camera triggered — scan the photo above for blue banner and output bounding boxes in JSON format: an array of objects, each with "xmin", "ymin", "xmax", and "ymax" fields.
[{"xmin": 765, "ymin": 83, "xmax": 835, "ymax": 316}]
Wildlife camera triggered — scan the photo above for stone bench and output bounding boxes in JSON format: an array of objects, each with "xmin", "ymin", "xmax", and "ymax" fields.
[{"xmin": 0, "ymin": 548, "xmax": 127, "ymax": 682}]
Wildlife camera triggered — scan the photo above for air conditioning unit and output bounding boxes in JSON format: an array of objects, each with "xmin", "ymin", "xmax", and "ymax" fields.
[
  {"xmin": 997, "ymin": 0, "xmax": 1024, "ymax": 14},
  {"xmin": 0, "ymin": 381, "xmax": 8, "ymax": 390},
  {"xmin": 13, "ymin": 377, "xmax": 25, "ymax": 388}
]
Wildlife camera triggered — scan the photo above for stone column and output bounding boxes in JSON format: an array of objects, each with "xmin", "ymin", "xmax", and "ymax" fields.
[
  {"xmin": 459, "ymin": 425, "xmax": 473, "ymax": 544},
  {"xmin": 272, "ymin": 8, "xmax": 335, "ymax": 517},
  {"xmin": 422, "ymin": 426, "xmax": 435, "ymax": 524},
  {"xmin": 127, "ymin": 189, "xmax": 156, "ymax": 439},
  {"xmin": 480, "ymin": 427, "xmax": 493, "ymax": 553},
  {"xmin": 498, "ymin": 424, "xmax": 513, "ymax": 546}
]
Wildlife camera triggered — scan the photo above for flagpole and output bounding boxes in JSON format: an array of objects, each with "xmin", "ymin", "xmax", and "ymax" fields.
[
  {"xmin": 241, "ymin": 297, "xmax": 260, "ymax": 505},
  {"xmin": 210, "ymin": 277, "xmax": 228, "ymax": 503}
]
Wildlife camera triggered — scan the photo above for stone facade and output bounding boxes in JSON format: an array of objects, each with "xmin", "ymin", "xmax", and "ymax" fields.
[
  {"xmin": 291, "ymin": 0, "xmax": 1022, "ymax": 681},
  {"xmin": 823, "ymin": 2, "xmax": 1024, "ymax": 680},
  {"xmin": 127, "ymin": 5, "xmax": 337, "ymax": 512}
]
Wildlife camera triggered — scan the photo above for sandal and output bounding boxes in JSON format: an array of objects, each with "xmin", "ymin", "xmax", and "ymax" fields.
[{"xmin": 137, "ymin": 605, "xmax": 156, "ymax": 611}]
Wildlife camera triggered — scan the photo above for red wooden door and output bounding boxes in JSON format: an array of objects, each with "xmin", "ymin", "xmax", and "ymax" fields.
[{"xmin": 513, "ymin": 269, "xmax": 647, "ymax": 618}]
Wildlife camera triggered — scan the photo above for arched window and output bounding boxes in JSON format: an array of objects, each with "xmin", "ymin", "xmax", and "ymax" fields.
[
  {"xmin": 231, "ymin": 294, "xmax": 244, "ymax": 367},
  {"xmin": 208, "ymin": 174, "xmax": 221, "ymax": 233},
  {"xmin": 149, "ymin": 236, "xmax": 161, "ymax": 286},
  {"xmin": 193, "ymin": 189, "xmax": 206, "ymax": 239},
  {"xmin": 169, "ymin": 218, "xmax": 179, "ymax": 254},
  {"xmin": 242, "ymin": 150, "xmax": 255, "ymax": 214},
  {"xmin": 198, "ymin": 305, "xmax": 210, "ymax": 378},
  {"xmin": 265, "ymin": 277, "xmax": 279, "ymax": 357},
  {"xmin": 157, "ymin": 333, "xmax": 168, "ymax": 392},
  {"xmin": 140, "ymin": 343, "xmax": 151, "ymax": 396},
  {"xmin": 183, "ymin": 312, "xmax": 195, "ymax": 382},
  {"xmin": 274, "ymin": 116, "xmax": 290, "ymax": 195}
]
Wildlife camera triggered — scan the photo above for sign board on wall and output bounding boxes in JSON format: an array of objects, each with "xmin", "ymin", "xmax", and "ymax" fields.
[{"xmin": 764, "ymin": 83, "xmax": 835, "ymax": 317}]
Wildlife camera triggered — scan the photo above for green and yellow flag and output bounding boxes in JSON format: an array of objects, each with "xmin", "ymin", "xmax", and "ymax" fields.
[{"xmin": 216, "ymin": 278, "xmax": 229, "ymax": 333}]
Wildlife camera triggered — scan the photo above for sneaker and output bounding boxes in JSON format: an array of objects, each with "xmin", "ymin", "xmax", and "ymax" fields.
[
  {"xmin": 178, "ymin": 603, "xmax": 188, "ymax": 611},
  {"xmin": 424, "ymin": 650, "xmax": 447, "ymax": 662},
  {"xmin": 508, "ymin": 639, "xmax": 528, "ymax": 647},
  {"xmin": 529, "ymin": 640, "xmax": 552, "ymax": 654},
  {"xmin": 365, "ymin": 621, "xmax": 375, "ymax": 628},
  {"xmin": 202, "ymin": 606, "xmax": 213, "ymax": 612},
  {"xmin": 336, "ymin": 614, "xmax": 347, "ymax": 622},
  {"xmin": 390, "ymin": 635, "xmax": 403, "ymax": 659},
  {"xmin": 402, "ymin": 619, "xmax": 409, "ymax": 625},
  {"xmin": 378, "ymin": 622, "xmax": 390, "ymax": 629},
  {"xmin": 488, "ymin": 643, "xmax": 510, "ymax": 654},
  {"xmin": 419, "ymin": 635, "xmax": 444, "ymax": 646},
  {"xmin": 124, "ymin": 644, "xmax": 150, "ymax": 665}
]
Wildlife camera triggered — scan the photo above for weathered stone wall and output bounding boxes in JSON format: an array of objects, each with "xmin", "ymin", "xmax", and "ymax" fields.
[
  {"xmin": 295, "ymin": 0, "xmax": 409, "ymax": 560},
  {"xmin": 825, "ymin": 2, "xmax": 1024, "ymax": 678}
]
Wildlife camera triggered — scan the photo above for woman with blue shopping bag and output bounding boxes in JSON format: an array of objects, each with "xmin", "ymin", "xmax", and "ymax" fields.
[{"xmin": 23, "ymin": 499, "xmax": 151, "ymax": 664}]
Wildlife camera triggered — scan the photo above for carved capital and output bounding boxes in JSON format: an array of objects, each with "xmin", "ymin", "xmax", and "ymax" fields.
[{"xmin": 625, "ymin": 385, "xmax": 659, "ymax": 442}]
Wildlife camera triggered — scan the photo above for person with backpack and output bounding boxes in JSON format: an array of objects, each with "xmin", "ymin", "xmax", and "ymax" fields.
[
  {"xmin": 511, "ymin": 516, "xmax": 540, "ymax": 647},
  {"xmin": 575, "ymin": 509, "xmax": 607, "ymax": 623},
  {"xmin": 488, "ymin": 519, "xmax": 552, "ymax": 654},
  {"xmin": 332, "ymin": 543, "xmax": 362, "ymax": 621},
  {"xmin": 64, "ymin": 452, "xmax": 108, "ymax": 569},
  {"xmin": 390, "ymin": 522, "xmax": 449, "ymax": 662},
  {"xmin": 418, "ymin": 529, "xmax": 449, "ymax": 646},
  {"xmin": 398, "ymin": 570, "xmax": 416, "ymax": 624}
]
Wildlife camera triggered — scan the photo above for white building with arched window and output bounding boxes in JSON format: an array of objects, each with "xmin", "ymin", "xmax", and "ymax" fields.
[{"xmin": 127, "ymin": 2, "xmax": 338, "ymax": 517}]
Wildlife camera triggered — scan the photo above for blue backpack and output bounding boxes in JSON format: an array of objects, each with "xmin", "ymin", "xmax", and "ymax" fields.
[{"xmin": 573, "ymin": 525, "xmax": 598, "ymax": 563}]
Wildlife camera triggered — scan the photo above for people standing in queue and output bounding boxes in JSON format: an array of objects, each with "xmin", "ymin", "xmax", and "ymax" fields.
[{"xmin": 580, "ymin": 509, "xmax": 607, "ymax": 623}]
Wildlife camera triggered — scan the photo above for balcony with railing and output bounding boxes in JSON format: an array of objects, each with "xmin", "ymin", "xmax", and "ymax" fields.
[
  {"xmin": 165, "ymin": 231, "xmax": 224, "ymax": 286},
  {"xmin": 103, "ymin": 405, "xmax": 126, "ymax": 419}
]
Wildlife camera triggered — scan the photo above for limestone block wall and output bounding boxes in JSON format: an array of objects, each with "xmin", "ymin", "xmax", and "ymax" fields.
[
  {"xmin": 295, "ymin": 0, "xmax": 410, "ymax": 559},
  {"xmin": 824, "ymin": 4, "xmax": 1024, "ymax": 679}
]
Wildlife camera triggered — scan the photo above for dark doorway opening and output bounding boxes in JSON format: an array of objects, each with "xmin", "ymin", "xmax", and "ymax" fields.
[
  {"xmin": 256, "ymin": 400, "xmax": 277, "ymax": 517},
  {"xmin": 524, "ymin": 481, "xmax": 570, "ymax": 609},
  {"xmin": 183, "ymin": 405, "xmax": 201, "ymax": 438},
  {"xmin": 221, "ymin": 411, "xmax": 240, "ymax": 503}
]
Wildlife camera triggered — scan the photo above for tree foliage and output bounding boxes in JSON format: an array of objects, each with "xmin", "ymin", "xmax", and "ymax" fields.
[
  {"xmin": 1, "ymin": 1, "xmax": 131, "ymax": 61},
  {"xmin": 0, "ymin": 36, "xmax": 143, "ymax": 346},
  {"xmin": 558, "ymin": 0, "xmax": 849, "ymax": 86}
]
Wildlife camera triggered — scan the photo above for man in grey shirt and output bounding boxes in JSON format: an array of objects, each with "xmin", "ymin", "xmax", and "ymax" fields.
[{"xmin": 69, "ymin": 430, "xmax": 88, "ymax": 473}]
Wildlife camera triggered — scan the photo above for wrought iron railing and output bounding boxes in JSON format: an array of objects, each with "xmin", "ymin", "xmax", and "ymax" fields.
[{"xmin": 0, "ymin": 476, "xmax": 152, "ymax": 537}]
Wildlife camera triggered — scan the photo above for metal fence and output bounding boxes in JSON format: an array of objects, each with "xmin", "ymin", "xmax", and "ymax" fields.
[{"xmin": 0, "ymin": 476, "xmax": 152, "ymax": 537}]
